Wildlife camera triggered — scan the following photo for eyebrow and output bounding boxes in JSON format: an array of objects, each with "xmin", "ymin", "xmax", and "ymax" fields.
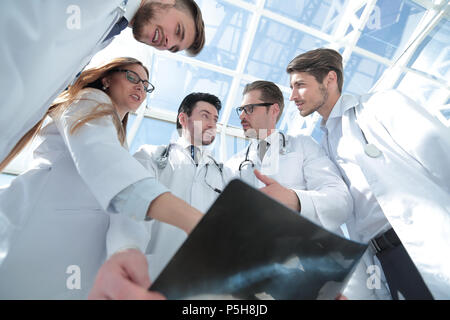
[
  {"xmin": 290, "ymin": 80, "xmax": 305, "ymax": 89},
  {"xmin": 200, "ymin": 110, "xmax": 219, "ymax": 120}
]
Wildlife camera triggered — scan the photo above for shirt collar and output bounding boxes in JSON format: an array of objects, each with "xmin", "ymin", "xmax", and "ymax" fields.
[
  {"xmin": 175, "ymin": 136, "xmax": 212, "ymax": 158},
  {"xmin": 250, "ymin": 130, "xmax": 280, "ymax": 151},
  {"xmin": 321, "ymin": 94, "xmax": 359, "ymax": 129},
  {"xmin": 265, "ymin": 131, "xmax": 280, "ymax": 146},
  {"xmin": 123, "ymin": 0, "xmax": 141, "ymax": 23}
]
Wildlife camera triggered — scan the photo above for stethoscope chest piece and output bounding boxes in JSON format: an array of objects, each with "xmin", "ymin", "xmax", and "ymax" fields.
[{"xmin": 364, "ymin": 143, "xmax": 382, "ymax": 158}]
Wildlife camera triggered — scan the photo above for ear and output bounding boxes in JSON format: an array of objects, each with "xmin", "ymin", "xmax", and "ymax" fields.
[
  {"xmin": 326, "ymin": 70, "xmax": 338, "ymax": 86},
  {"xmin": 101, "ymin": 77, "xmax": 111, "ymax": 88},
  {"xmin": 271, "ymin": 103, "xmax": 280, "ymax": 120},
  {"xmin": 178, "ymin": 112, "xmax": 187, "ymax": 128}
]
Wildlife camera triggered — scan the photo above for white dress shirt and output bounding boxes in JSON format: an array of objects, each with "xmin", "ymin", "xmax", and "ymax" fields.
[{"xmin": 321, "ymin": 95, "xmax": 391, "ymax": 243}]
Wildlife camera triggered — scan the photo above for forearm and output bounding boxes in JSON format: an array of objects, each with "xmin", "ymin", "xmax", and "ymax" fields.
[{"xmin": 146, "ymin": 192, "xmax": 203, "ymax": 234}]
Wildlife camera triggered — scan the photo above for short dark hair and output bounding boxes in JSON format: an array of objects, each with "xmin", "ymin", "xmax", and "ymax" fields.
[
  {"xmin": 175, "ymin": 0, "xmax": 205, "ymax": 56},
  {"xmin": 286, "ymin": 48, "xmax": 344, "ymax": 93},
  {"xmin": 176, "ymin": 92, "xmax": 222, "ymax": 131},
  {"xmin": 243, "ymin": 81, "xmax": 285, "ymax": 123}
]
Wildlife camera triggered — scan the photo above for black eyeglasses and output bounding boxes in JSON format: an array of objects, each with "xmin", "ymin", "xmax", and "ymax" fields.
[
  {"xmin": 115, "ymin": 69, "xmax": 155, "ymax": 93},
  {"xmin": 235, "ymin": 103, "xmax": 274, "ymax": 117}
]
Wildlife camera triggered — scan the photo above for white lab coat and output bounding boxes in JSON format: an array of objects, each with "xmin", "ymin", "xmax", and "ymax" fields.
[
  {"xmin": 107, "ymin": 138, "xmax": 228, "ymax": 281},
  {"xmin": 0, "ymin": 88, "xmax": 152, "ymax": 299},
  {"xmin": 0, "ymin": 0, "xmax": 135, "ymax": 163},
  {"xmin": 225, "ymin": 132, "xmax": 353, "ymax": 234},
  {"xmin": 324, "ymin": 90, "xmax": 450, "ymax": 299}
]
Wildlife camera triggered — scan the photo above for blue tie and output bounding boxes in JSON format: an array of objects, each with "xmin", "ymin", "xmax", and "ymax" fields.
[{"xmin": 103, "ymin": 17, "xmax": 129, "ymax": 43}]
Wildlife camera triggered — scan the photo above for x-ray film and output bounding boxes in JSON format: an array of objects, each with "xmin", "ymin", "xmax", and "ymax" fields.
[{"xmin": 150, "ymin": 179, "xmax": 367, "ymax": 300}]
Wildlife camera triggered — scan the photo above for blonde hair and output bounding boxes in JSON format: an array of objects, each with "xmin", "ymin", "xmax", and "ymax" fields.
[{"xmin": 0, "ymin": 57, "xmax": 149, "ymax": 172}]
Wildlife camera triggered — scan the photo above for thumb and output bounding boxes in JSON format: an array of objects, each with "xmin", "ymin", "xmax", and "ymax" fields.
[{"xmin": 254, "ymin": 169, "xmax": 276, "ymax": 186}]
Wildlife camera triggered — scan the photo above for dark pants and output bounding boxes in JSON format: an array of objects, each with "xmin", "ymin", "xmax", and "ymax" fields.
[{"xmin": 376, "ymin": 242, "xmax": 434, "ymax": 300}]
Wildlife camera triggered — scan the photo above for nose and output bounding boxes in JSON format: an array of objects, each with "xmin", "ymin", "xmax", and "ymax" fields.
[
  {"xmin": 239, "ymin": 110, "xmax": 246, "ymax": 121},
  {"xmin": 289, "ymin": 89, "xmax": 297, "ymax": 101},
  {"xmin": 134, "ymin": 83, "xmax": 144, "ymax": 95},
  {"xmin": 164, "ymin": 35, "xmax": 176, "ymax": 50}
]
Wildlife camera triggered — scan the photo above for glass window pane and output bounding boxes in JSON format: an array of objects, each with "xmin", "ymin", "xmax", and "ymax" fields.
[
  {"xmin": 357, "ymin": 0, "xmax": 427, "ymax": 60},
  {"xmin": 264, "ymin": 0, "xmax": 340, "ymax": 35},
  {"xmin": 408, "ymin": 18, "xmax": 450, "ymax": 82},
  {"xmin": 245, "ymin": 17, "xmax": 327, "ymax": 85},
  {"xmin": 149, "ymin": 56, "xmax": 232, "ymax": 113},
  {"xmin": 128, "ymin": 116, "xmax": 179, "ymax": 154},
  {"xmin": 395, "ymin": 72, "xmax": 450, "ymax": 125},
  {"xmin": 343, "ymin": 54, "xmax": 388, "ymax": 96},
  {"xmin": 187, "ymin": 0, "xmax": 252, "ymax": 70}
]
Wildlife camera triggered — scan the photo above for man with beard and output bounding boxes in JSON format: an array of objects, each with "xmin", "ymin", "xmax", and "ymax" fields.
[
  {"xmin": 105, "ymin": 92, "xmax": 229, "ymax": 281},
  {"xmin": 286, "ymin": 48, "xmax": 450, "ymax": 299},
  {"xmin": 225, "ymin": 81, "xmax": 353, "ymax": 236},
  {"xmin": 1, "ymin": 0, "xmax": 205, "ymax": 300}
]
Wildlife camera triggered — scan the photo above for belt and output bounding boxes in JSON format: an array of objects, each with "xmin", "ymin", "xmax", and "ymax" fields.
[{"xmin": 371, "ymin": 228, "xmax": 402, "ymax": 253}]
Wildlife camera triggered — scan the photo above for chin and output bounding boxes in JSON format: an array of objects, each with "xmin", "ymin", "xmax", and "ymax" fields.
[
  {"xmin": 300, "ymin": 110, "xmax": 312, "ymax": 117},
  {"xmin": 244, "ymin": 129, "xmax": 257, "ymax": 139},
  {"xmin": 202, "ymin": 136, "xmax": 215, "ymax": 145}
]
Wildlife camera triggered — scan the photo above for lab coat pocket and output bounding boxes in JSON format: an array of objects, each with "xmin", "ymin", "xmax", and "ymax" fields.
[
  {"xmin": 266, "ymin": 153, "xmax": 302, "ymax": 187},
  {"xmin": 54, "ymin": 207, "xmax": 105, "ymax": 215}
]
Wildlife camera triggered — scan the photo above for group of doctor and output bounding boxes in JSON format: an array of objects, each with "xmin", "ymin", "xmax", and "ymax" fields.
[{"xmin": 1, "ymin": 0, "xmax": 449, "ymax": 300}]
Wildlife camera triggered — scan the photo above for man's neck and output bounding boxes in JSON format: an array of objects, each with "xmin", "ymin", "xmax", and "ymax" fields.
[{"xmin": 320, "ymin": 92, "xmax": 341, "ymax": 122}]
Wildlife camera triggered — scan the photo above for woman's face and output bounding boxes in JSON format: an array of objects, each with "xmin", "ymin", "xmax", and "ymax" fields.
[{"xmin": 103, "ymin": 63, "xmax": 149, "ymax": 118}]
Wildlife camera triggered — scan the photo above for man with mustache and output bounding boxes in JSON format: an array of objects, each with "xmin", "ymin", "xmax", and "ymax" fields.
[
  {"xmin": 105, "ymin": 92, "xmax": 229, "ymax": 282},
  {"xmin": 286, "ymin": 48, "xmax": 450, "ymax": 299},
  {"xmin": 225, "ymin": 80, "xmax": 353, "ymax": 236}
]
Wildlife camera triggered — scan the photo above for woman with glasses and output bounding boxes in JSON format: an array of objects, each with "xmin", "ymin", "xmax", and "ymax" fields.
[{"xmin": 0, "ymin": 57, "xmax": 202, "ymax": 299}]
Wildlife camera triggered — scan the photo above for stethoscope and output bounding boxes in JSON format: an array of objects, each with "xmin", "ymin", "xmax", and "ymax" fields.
[
  {"xmin": 353, "ymin": 108, "xmax": 382, "ymax": 158},
  {"xmin": 238, "ymin": 132, "xmax": 288, "ymax": 176},
  {"xmin": 156, "ymin": 143, "xmax": 224, "ymax": 194}
]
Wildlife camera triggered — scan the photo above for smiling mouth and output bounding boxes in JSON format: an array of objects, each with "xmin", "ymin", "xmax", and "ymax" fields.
[
  {"xmin": 152, "ymin": 28, "xmax": 163, "ymax": 46},
  {"xmin": 203, "ymin": 130, "xmax": 216, "ymax": 139},
  {"xmin": 130, "ymin": 94, "xmax": 141, "ymax": 102},
  {"xmin": 152, "ymin": 29, "xmax": 159, "ymax": 43}
]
